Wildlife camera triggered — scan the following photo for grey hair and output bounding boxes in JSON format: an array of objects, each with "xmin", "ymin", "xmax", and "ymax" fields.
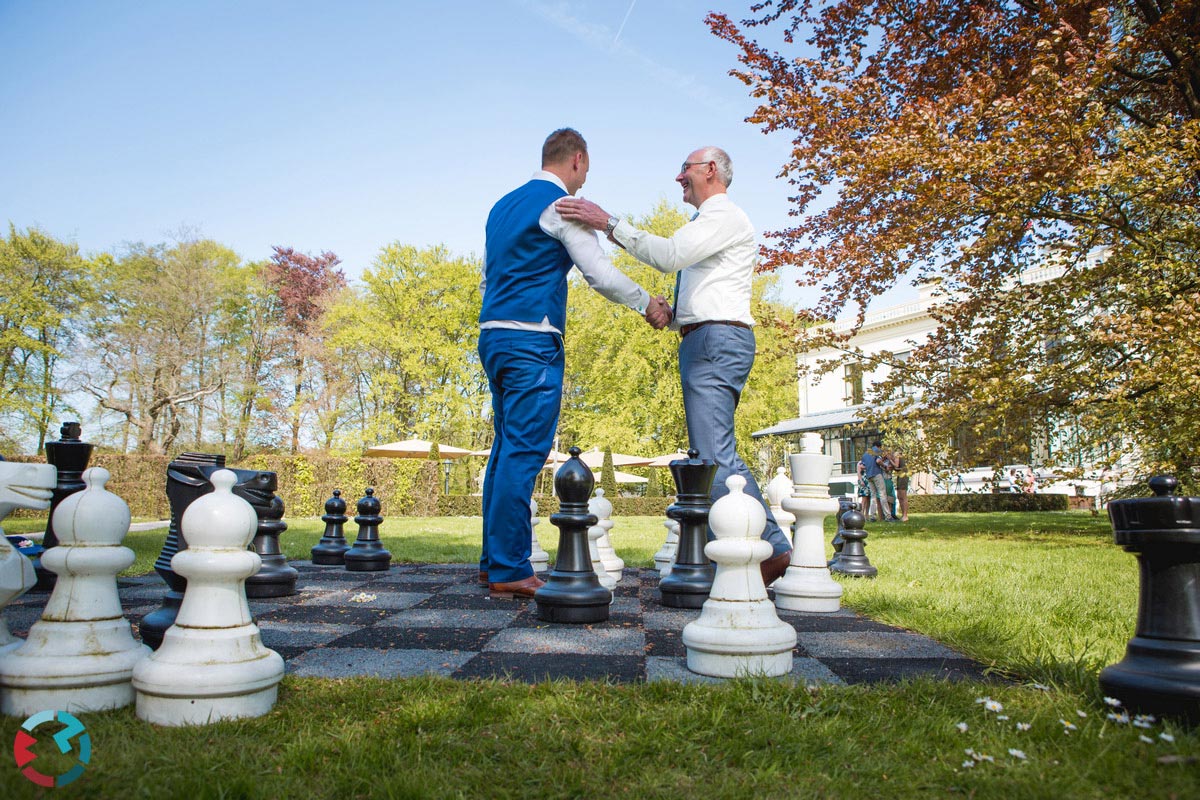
[{"xmin": 698, "ymin": 146, "xmax": 733, "ymax": 187}]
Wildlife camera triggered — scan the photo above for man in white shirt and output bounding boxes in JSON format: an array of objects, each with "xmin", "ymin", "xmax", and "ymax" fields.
[
  {"xmin": 478, "ymin": 128, "xmax": 663, "ymax": 599},
  {"xmin": 556, "ymin": 146, "xmax": 793, "ymax": 586}
]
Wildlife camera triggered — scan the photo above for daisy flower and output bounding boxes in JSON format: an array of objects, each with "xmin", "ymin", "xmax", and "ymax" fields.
[
  {"xmin": 1008, "ymin": 749, "xmax": 1027, "ymax": 760},
  {"xmin": 955, "ymin": 722, "xmax": 968, "ymax": 733}
]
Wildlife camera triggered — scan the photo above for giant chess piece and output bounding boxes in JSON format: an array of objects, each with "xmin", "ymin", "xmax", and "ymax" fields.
[
  {"xmin": 31, "ymin": 421, "xmax": 95, "ymax": 591},
  {"xmin": 659, "ymin": 449, "xmax": 717, "ymax": 609},
  {"xmin": 132, "ymin": 469, "xmax": 284, "ymax": 726},
  {"xmin": 828, "ymin": 496, "xmax": 857, "ymax": 569},
  {"xmin": 587, "ymin": 513, "xmax": 617, "ymax": 592},
  {"xmin": 0, "ymin": 468, "xmax": 151, "ymax": 715},
  {"xmin": 139, "ymin": 452, "xmax": 226, "ymax": 650},
  {"xmin": 244, "ymin": 481, "xmax": 299, "ymax": 598},
  {"xmin": 535, "ymin": 448, "xmax": 611, "ymax": 623},
  {"xmin": 765, "ymin": 465, "xmax": 797, "ymax": 548},
  {"xmin": 654, "ymin": 518, "xmax": 680, "ymax": 577},
  {"xmin": 0, "ymin": 461, "xmax": 55, "ymax": 655},
  {"xmin": 529, "ymin": 497, "xmax": 550, "ymax": 573},
  {"xmin": 774, "ymin": 433, "xmax": 843, "ymax": 612},
  {"xmin": 683, "ymin": 475, "xmax": 797, "ymax": 677},
  {"xmin": 344, "ymin": 488, "xmax": 392, "ymax": 571},
  {"xmin": 830, "ymin": 508, "xmax": 876, "ymax": 577},
  {"xmin": 311, "ymin": 489, "xmax": 351, "ymax": 565},
  {"xmin": 1099, "ymin": 476, "xmax": 1200, "ymax": 723},
  {"xmin": 590, "ymin": 488, "xmax": 624, "ymax": 583}
]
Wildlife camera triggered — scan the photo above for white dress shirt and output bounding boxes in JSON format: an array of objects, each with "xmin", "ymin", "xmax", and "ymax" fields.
[
  {"xmin": 611, "ymin": 192, "xmax": 757, "ymax": 330},
  {"xmin": 480, "ymin": 171, "xmax": 650, "ymax": 334}
]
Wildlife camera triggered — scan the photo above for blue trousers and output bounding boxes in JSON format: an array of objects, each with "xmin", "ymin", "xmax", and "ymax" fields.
[
  {"xmin": 478, "ymin": 328, "xmax": 564, "ymax": 583},
  {"xmin": 679, "ymin": 324, "xmax": 790, "ymax": 557}
]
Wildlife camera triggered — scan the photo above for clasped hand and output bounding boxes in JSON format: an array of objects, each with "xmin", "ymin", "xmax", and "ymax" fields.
[{"xmin": 644, "ymin": 295, "xmax": 672, "ymax": 330}]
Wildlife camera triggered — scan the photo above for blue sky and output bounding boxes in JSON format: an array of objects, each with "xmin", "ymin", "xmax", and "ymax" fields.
[{"xmin": 1, "ymin": 1, "xmax": 824, "ymax": 305}]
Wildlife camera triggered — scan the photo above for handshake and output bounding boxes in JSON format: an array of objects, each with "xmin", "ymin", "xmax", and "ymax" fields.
[{"xmin": 644, "ymin": 295, "xmax": 672, "ymax": 330}]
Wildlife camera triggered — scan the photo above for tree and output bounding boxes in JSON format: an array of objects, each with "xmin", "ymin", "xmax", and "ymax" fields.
[
  {"xmin": 323, "ymin": 244, "xmax": 487, "ymax": 451},
  {"xmin": 264, "ymin": 247, "xmax": 346, "ymax": 454},
  {"xmin": 0, "ymin": 225, "xmax": 90, "ymax": 453},
  {"xmin": 710, "ymin": 1, "xmax": 1200, "ymax": 481},
  {"xmin": 80, "ymin": 239, "xmax": 241, "ymax": 453}
]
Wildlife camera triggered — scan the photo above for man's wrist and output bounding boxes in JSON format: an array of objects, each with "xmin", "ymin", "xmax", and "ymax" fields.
[{"xmin": 605, "ymin": 216, "xmax": 619, "ymax": 236}]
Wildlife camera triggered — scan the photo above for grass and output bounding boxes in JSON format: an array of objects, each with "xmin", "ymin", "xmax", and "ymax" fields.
[{"xmin": 2, "ymin": 511, "xmax": 1196, "ymax": 798}]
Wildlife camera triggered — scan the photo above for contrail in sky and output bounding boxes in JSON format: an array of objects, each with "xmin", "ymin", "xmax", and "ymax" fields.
[{"xmin": 613, "ymin": 0, "xmax": 637, "ymax": 45}]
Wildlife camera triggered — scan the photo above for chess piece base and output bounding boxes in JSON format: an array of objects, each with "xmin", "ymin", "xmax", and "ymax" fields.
[
  {"xmin": 310, "ymin": 546, "xmax": 348, "ymax": 566},
  {"xmin": 1099, "ymin": 636, "xmax": 1200, "ymax": 724},
  {"xmin": 773, "ymin": 566, "xmax": 843, "ymax": 612},
  {"xmin": 138, "ymin": 591, "xmax": 182, "ymax": 650},
  {"xmin": 344, "ymin": 549, "xmax": 392, "ymax": 571},
  {"xmin": 535, "ymin": 572, "xmax": 611, "ymax": 624},
  {"xmin": 245, "ymin": 560, "xmax": 300, "ymax": 597},
  {"xmin": 0, "ymin": 618, "xmax": 150, "ymax": 716}
]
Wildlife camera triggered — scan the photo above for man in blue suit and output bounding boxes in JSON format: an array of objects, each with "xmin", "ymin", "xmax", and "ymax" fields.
[{"xmin": 478, "ymin": 128, "xmax": 669, "ymax": 599}]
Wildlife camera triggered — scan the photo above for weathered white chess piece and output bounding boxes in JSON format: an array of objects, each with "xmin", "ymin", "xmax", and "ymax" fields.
[
  {"xmin": 774, "ymin": 433, "xmax": 843, "ymax": 612},
  {"xmin": 654, "ymin": 518, "xmax": 680, "ymax": 576},
  {"xmin": 132, "ymin": 469, "xmax": 284, "ymax": 725},
  {"xmin": 765, "ymin": 465, "xmax": 796, "ymax": 549},
  {"xmin": 587, "ymin": 518, "xmax": 617, "ymax": 592},
  {"xmin": 0, "ymin": 468, "xmax": 151, "ymax": 715},
  {"xmin": 529, "ymin": 497, "xmax": 549, "ymax": 573},
  {"xmin": 0, "ymin": 461, "xmax": 55, "ymax": 656},
  {"xmin": 589, "ymin": 488, "xmax": 623, "ymax": 582},
  {"xmin": 682, "ymin": 475, "xmax": 797, "ymax": 677}
]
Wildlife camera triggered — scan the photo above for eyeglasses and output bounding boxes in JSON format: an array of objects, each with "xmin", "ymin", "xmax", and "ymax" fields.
[{"xmin": 679, "ymin": 160, "xmax": 713, "ymax": 173}]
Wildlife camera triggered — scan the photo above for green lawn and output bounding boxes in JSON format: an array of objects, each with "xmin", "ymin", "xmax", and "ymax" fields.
[{"xmin": 2, "ymin": 511, "xmax": 1195, "ymax": 799}]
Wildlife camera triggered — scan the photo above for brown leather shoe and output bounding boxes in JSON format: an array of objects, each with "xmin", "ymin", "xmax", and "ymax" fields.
[
  {"xmin": 477, "ymin": 571, "xmax": 488, "ymax": 586},
  {"xmin": 761, "ymin": 549, "xmax": 792, "ymax": 587},
  {"xmin": 488, "ymin": 575, "xmax": 545, "ymax": 599}
]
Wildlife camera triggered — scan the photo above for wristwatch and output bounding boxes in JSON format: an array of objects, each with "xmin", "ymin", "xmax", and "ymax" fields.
[{"xmin": 605, "ymin": 216, "xmax": 619, "ymax": 236}]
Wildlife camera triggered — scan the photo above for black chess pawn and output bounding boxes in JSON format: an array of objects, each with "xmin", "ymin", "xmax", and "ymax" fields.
[
  {"xmin": 344, "ymin": 488, "xmax": 392, "ymax": 572},
  {"xmin": 311, "ymin": 490, "xmax": 350, "ymax": 565},
  {"xmin": 244, "ymin": 487, "xmax": 299, "ymax": 598},
  {"xmin": 31, "ymin": 421, "xmax": 95, "ymax": 591},
  {"xmin": 1100, "ymin": 475, "xmax": 1200, "ymax": 722},
  {"xmin": 139, "ymin": 452, "xmax": 226, "ymax": 649},
  {"xmin": 659, "ymin": 449, "xmax": 717, "ymax": 608},
  {"xmin": 828, "ymin": 496, "xmax": 856, "ymax": 569},
  {"xmin": 535, "ymin": 447, "xmax": 611, "ymax": 623},
  {"xmin": 830, "ymin": 508, "xmax": 876, "ymax": 577}
]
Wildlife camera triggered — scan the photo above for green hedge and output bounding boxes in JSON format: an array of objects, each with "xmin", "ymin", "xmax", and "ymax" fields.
[
  {"xmin": 8, "ymin": 454, "xmax": 441, "ymax": 520},
  {"xmin": 436, "ymin": 495, "xmax": 676, "ymax": 518},
  {"xmin": 907, "ymin": 493, "xmax": 1068, "ymax": 513}
]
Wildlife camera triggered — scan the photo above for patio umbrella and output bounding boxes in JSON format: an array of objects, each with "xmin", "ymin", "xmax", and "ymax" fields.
[
  {"xmin": 594, "ymin": 469, "xmax": 649, "ymax": 484},
  {"xmin": 576, "ymin": 447, "xmax": 653, "ymax": 469},
  {"xmin": 644, "ymin": 450, "xmax": 690, "ymax": 467},
  {"xmin": 365, "ymin": 439, "xmax": 472, "ymax": 459}
]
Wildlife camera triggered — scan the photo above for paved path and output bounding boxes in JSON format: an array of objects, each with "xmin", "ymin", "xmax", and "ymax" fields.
[{"xmin": 8, "ymin": 562, "xmax": 994, "ymax": 685}]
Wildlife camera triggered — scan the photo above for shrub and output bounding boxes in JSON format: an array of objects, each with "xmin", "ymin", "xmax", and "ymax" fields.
[{"xmin": 908, "ymin": 493, "xmax": 1068, "ymax": 513}]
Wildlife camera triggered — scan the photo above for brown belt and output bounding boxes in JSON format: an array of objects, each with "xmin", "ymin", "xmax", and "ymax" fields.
[{"xmin": 679, "ymin": 320, "xmax": 752, "ymax": 338}]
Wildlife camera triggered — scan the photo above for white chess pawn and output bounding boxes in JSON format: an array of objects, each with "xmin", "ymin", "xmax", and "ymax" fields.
[
  {"xmin": 682, "ymin": 475, "xmax": 797, "ymax": 678},
  {"xmin": 587, "ymin": 519, "xmax": 617, "ymax": 592},
  {"xmin": 765, "ymin": 466, "xmax": 796, "ymax": 549},
  {"xmin": 774, "ymin": 433, "xmax": 843, "ymax": 612},
  {"xmin": 529, "ymin": 497, "xmax": 549, "ymax": 573},
  {"xmin": 132, "ymin": 469, "xmax": 284, "ymax": 726},
  {"xmin": 0, "ymin": 462, "xmax": 55, "ymax": 656},
  {"xmin": 654, "ymin": 518, "xmax": 680, "ymax": 577},
  {"xmin": 0, "ymin": 468, "xmax": 151, "ymax": 715},
  {"xmin": 589, "ymin": 488, "xmax": 623, "ymax": 582}
]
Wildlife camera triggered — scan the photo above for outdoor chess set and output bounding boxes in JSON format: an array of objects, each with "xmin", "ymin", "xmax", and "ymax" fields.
[{"xmin": 2, "ymin": 425, "xmax": 1198, "ymax": 727}]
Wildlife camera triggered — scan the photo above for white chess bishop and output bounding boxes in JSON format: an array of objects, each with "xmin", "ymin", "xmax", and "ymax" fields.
[
  {"xmin": 0, "ymin": 467, "xmax": 151, "ymax": 715},
  {"xmin": 682, "ymin": 475, "xmax": 797, "ymax": 678},
  {"xmin": 132, "ymin": 469, "xmax": 284, "ymax": 726},
  {"xmin": 765, "ymin": 466, "xmax": 796, "ymax": 550},
  {"xmin": 0, "ymin": 461, "xmax": 55, "ymax": 657}
]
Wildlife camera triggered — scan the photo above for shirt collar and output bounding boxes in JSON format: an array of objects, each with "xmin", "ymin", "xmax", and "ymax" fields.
[
  {"xmin": 694, "ymin": 192, "xmax": 730, "ymax": 214},
  {"xmin": 532, "ymin": 170, "xmax": 568, "ymax": 193}
]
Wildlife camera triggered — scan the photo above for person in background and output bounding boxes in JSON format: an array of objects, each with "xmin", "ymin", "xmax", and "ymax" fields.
[{"xmin": 890, "ymin": 448, "xmax": 909, "ymax": 522}]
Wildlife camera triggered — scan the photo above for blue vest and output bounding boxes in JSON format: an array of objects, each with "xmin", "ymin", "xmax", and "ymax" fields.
[{"xmin": 480, "ymin": 180, "xmax": 573, "ymax": 332}]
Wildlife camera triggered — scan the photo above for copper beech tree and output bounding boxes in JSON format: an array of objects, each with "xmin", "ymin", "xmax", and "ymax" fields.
[{"xmin": 710, "ymin": 1, "xmax": 1200, "ymax": 481}]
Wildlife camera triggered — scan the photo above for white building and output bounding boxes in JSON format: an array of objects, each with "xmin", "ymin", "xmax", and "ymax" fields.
[{"xmin": 754, "ymin": 267, "xmax": 1117, "ymax": 503}]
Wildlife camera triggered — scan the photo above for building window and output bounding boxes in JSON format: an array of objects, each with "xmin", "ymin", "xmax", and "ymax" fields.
[{"xmin": 844, "ymin": 363, "xmax": 864, "ymax": 406}]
